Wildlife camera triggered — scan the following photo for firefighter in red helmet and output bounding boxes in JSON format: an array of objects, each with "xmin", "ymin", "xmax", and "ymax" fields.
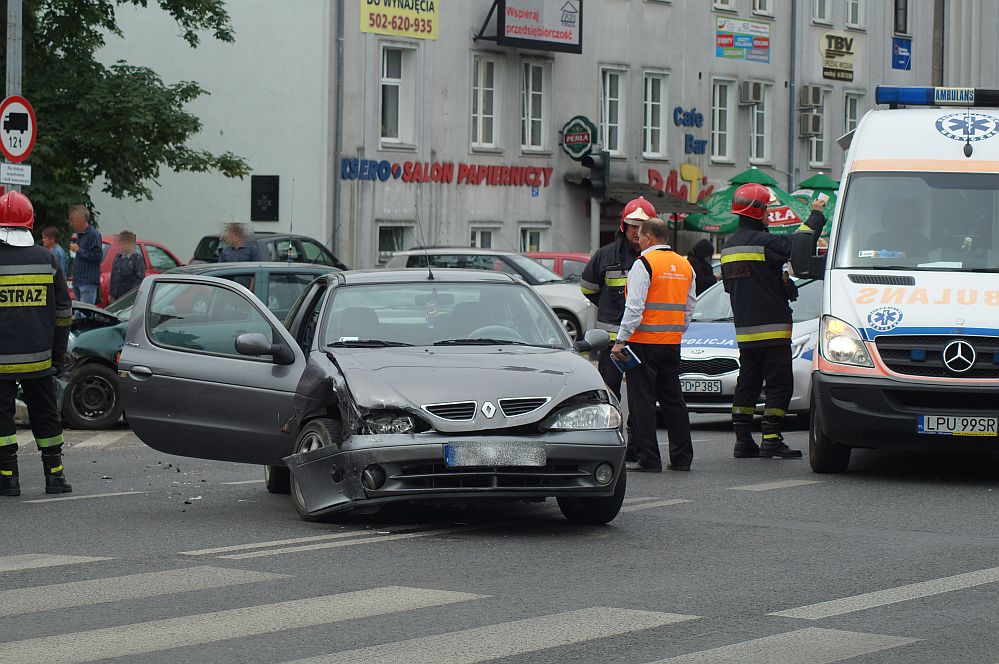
[
  {"xmin": 0, "ymin": 191, "xmax": 73, "ymax": 496},
  {"xmin": 579, "ymin": 196, "xmax": 656, "ymax": 461},
  {"xmin": 721, "ymin": 183, "xmax": 826, "ymax": 460}
]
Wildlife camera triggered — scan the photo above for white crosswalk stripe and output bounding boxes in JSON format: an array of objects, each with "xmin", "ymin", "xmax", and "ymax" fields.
[
  {"xmin": 288, "ymin": 607, "xmax": 700, "ymax": 664},
  {"xmin": 620, "ymin": 499, "xmax": 692, "ymax": 513},
  {"xmin": 22, "ymin": 491, "xmax": 146, "ymax": 504},
  {"xmin": 72, "ymin": 431, "xmax": 132, "ymax": 449},
  {"xmin": 0, "ymin": 586, "xmax": 484, "ymax": 664},
  {"xmin": 0, "ymin": 554, "xmax": 112, "ymax": 573},
  {"xmin": 728, "ymin": 479, "xmax": 823, "ymax": 492},
  {"xmin": 649, "ymin": 627, "xmax": 919, "ymax": 663},
  {"xmin": 0, "ymin": 566, "xmax": 287, "ymax": 618},
  {"xmin": 179, "ymin": 524, "xmax": 447, "ymax": 557}
]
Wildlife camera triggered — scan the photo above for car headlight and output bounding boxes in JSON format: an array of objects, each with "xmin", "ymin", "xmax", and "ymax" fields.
[
  {"xmin": 544, "ymin": 404, "xmax": 622, "ymax": 431},
  {"xmin": 365, "ymin": 414, "xmax": 415, "ymax": 434},
  {"xmin": 819, "ymin": 315, "xmax": 873, "ymax": 367},
  {"xmin": 790, "ymin": 334, "xmax": 810, "ymax": 360}
]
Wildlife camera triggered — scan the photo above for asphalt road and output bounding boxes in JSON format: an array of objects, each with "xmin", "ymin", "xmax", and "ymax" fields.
[{"xmin": 3, "ymin": 416, "xmax": 999, "ymax": 663}]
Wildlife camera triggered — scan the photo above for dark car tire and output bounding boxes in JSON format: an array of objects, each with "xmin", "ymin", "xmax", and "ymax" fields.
[
  {"xmin": 555, "ymin": 310, "xmax": 582, "ymax": 343},
  {"xmin": 291, "ymin": 418, "xmax": 344, "ymax": 521},
  {"xmin": 809, "ymin": 395, "xmax": 851, "ymax": 473},
  {"xmin": 264, "ymin": 465, "xmax": 291, "ymax": 494},
  {"xmin": 62, "ymin": 363, "xmax": 124, "ymax": 430},
  {"xmin": 557, "ymin": 469, "xmax": 627, "ymax": 525}
]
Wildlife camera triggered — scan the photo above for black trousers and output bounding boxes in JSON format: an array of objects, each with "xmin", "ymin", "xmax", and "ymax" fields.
[
  {"xmin": 0, "ymin": 377, "xmax": 63, "ymax": 457},
  {"xmin": 597, "ymin": 347, "xmax": 635, "ymax": 453},
  {"xmin": 732, "ymin": 344, "xmax": 793, "ymax": 427},
  {"xmin": 625, "ymin": 343, "xmax": 693, "ymax": 469}
]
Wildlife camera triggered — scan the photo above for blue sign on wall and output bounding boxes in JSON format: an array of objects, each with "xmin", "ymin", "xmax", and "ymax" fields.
[{"xmin": 892, "ymin": 37, "xmax": 912, "ymax": 71}]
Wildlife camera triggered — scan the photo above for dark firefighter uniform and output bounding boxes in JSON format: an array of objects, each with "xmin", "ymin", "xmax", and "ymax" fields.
[
  {"xmin": 721, "ymin": 207, "xmax": 825, "ymax": 459},
  {"xmin": 0, "ymin": 242, "xmax": 73, "ymax": 496}
]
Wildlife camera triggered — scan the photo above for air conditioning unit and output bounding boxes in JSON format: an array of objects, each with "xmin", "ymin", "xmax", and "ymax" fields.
[
  {"xmin": 798, "ymin": 112, "xmax": 823, "ymax": 137},
  {"xmin": 799, "ymin": 85, "xmax": 824, "ymax": 108},
  {"xmin": 739, "ymin": 81, "xmax": 765, "ymax": 105}
]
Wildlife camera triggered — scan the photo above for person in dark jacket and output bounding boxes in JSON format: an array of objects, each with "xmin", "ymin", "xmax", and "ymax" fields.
[
  {"xmin": 68, "ymin": 205, "xmax": 102, "ymax": 305},
  {"xmin": 580, "ymin": 196, "xmax": 656, "ymax": 462},
  {"xmin": 219, "ymin": 222, "xmax": 261, "ymax": 263},
  {"xmin": 721, "ymin": 183, "xmax": 826, "ymax": 460},
  {"xmin": 687, "ymin": 238, "xmax": 717, "ymax": 296},
  {"xmin": 108, "ymin": 231, "xmax": 145, "ymax": 302}
]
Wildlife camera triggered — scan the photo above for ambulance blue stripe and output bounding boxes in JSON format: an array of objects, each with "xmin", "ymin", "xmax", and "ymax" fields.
[{"xmin": 861, "ymin": 326, "xmax": 999, "ymax": 341}]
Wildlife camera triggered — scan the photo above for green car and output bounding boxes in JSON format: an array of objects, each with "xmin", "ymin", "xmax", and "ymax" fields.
[{"xmin": 63, "ymin": 262, "xmax": 338, "ymax": 429}]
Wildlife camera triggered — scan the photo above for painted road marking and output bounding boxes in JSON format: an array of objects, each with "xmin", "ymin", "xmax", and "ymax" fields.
[
  {"xmin": 728, "ymin": 479, "xmax": 822, "ymax": 492},
  {"xmin": 221, "ymin": 479, "xmax": 264, "ymax": 485},
  {"xmin": 622, "ymin": 496, "xmax": 664, "ymax": 504},
  {"xmin": 651, "ymin": 627, "xmax": 918, "ymax": 663},
  {"xmin": 179, "ymin": 524, "xmax": 447, "ymax": 556},
  {"xmin": 620, "ymin": 499, "xmax": 692, "ymax": 513},
  {"xmin": 73, "ymin": 431, "xmax": 132, "ymax": 449},
  {"xmin": 289, "ymin": 607, "xmax": 700, "ymax": 663},
  {"xmin": 770, "ymin": 566, "xmax": 999, "ymax": 620},
  {"xmin": 23, "ymin": 491, "xmax": 147, "ymax": 504},
  {"xmin": 0, "ymin": 566, "xmax": 287, "ymax": 618},
  {"xmin": 0, "ymin": 554, "xmax": 111, "ymax": 573},
  {"xmin": 0, "ymin": 586, "xmax": 484, "ymax": 664}
]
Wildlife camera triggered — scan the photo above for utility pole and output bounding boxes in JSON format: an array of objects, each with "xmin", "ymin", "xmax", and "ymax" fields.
[{"xmin": 5, "ymin": 0, "xmax": 22, "ymax": 192}]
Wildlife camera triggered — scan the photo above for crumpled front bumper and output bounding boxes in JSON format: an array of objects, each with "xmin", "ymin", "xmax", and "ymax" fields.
[{"xmin": 284, "ymin": 429, "xmax": 625, "ymax": 517}]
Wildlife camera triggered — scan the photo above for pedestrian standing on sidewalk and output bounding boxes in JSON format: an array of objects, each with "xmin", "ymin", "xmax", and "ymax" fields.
[
  {"xmin": 67, "ymin": 205, "xmax": 102, "ymax": 305},
  {"xmin": 108, "ymin": 231, "xmax": 145, "ymax": 303},
  {"xmin": 580, "ymin": 196, "xmax": 656, "ymax": 462},
  {"xmin": 41, "ymin": 226, "xmax": 68, "ymax": 277},
  {"xmin": 0, "ymin": 191, "xmax": 74, "ymax": 497},
  {"xmin": 611, "ymin": 217, "xmax": 697, "ymax": 473}
]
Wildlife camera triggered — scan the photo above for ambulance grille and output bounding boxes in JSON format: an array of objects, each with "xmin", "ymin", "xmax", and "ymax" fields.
[
  {"xmin": 847, "ymin": 274, "xmax": 916, "ymax": 286},
  {"xmin": 875, "ymin": 335, "xmax": 999, "ymax": 378}
]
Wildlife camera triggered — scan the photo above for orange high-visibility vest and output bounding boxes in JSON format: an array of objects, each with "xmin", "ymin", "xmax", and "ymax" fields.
[{"xmin": 627, "ymin": 248, "xmax": 693, "ymax": 345}]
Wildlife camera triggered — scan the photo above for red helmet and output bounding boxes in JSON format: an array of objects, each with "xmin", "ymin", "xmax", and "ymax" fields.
[
  {"xmin": 620, "ymin": 196, "xmax": 656, "ymax": 231},
  {"xmin": 0, "ymin": 191, "xmax": 34, "ymax": 247},
  {"xmin": 731, "ymin": 183, "xmax": 771, "ymax": 221}
]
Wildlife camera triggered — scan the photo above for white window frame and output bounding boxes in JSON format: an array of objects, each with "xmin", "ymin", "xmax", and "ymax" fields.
[
  {"xmin": 469, "ymin": 226, "xmax": 499, "ymax": 249},
  {"xmin": 846, "ymin": 0, "xmax": 865, "ymax": 28},
  {"xmin": 520, "ymin": 59, "xmax": 550, "ymax": 152},
  {"xmin": 752, "ymin": 0, "xmax": 774, "ymax": 17},
  {"xmin": 812, "ymin": 0, "xmax": 832, "ymax": 24},
  {"xmin": 713, "ymin": 0, "xmax": 735, "ymax": 10},
  {"xmin": 749, "ymin": 83, "xmax": 773, "ymax": 165},
  {"xmin": 471, "ymin": 55, "xmax": 500, "ymax": 150},
  {"xmin": 710, "ymin": 78, "xmax": 734, "ymax": 163},
  {"xmin": 376, "ymin": 223, "xmax": 414, "ymax": 265},
  {"xmin": 600, "ymin": 67, "xmax": 628, "ymax": 156},
  {"xmin": 379, "ymin": 44, "xmax": 417, "ymax": 146},
  {"xmin": 642, "ymin": 71, "xmax": 669, "ymax": 159},
  {"xmin": 844, "ymin": 92, "xmax": 863, "ymax": 134},
  {"xmin": 519, "ymin": 225, "xmax": 548, "ymax": 253},
  {"xmin": 808, "ymin": 90, "xmax": 830, "ymax": 168}
]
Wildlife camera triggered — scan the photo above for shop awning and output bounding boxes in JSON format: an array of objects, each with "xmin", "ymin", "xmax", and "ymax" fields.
[{"xmin": 564, "ymin": 177, "xmax": 708, "ymax": 215}]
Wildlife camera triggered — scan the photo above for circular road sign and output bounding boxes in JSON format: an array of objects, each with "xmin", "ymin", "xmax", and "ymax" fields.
[
  {"xmin": 561, "ymin": 115, "xmax": 597, "ymax": 161},
  {"xmin": 0, "ymin": 96, "xmax": 36, "ymax": 163}
]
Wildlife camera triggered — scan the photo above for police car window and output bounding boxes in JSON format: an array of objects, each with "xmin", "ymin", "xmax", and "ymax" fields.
[{"xmin": 692, "ymin": 282, "xmax": 733, "ymax": 322}]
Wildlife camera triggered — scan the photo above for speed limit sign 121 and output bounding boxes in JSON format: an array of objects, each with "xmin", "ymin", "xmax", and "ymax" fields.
[{"xmin": 0, "ymin": 96, "xmax": 36, "ymax": 163}]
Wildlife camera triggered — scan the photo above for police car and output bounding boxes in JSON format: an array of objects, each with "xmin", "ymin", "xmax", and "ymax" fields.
[{"xmin": 680, "ymin": 279, "xmax": 821, "ymax": 415}]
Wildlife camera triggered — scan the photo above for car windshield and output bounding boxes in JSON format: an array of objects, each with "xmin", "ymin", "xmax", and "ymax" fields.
[
  {"xmin": 105, "ymin": 288, "xmax": 139, "ymax": 320},
  {"xmin": 834, "ymin": 172, "xmax": 999, "ymax": 272},
  {"xmin": 323, "ymin": 282, "xmax": 567, "ymax": 348},
  {"xmin": 692, "ymin": 279, "xmax": 820, "ymax": 324},
  {"xmin": 503, "ymin": 254, "xmax": 564, "ymax": 284}
]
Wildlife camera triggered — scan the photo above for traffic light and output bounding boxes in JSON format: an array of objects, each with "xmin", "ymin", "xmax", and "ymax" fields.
[{"xmin": 580, "ymin": 150, "xmax": 610, "ymax": 200}]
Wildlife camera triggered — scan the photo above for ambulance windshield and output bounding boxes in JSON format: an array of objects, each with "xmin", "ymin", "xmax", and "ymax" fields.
[{"xmin": 834, "ymin": 172, "xmax": 999, "ymax": 271}]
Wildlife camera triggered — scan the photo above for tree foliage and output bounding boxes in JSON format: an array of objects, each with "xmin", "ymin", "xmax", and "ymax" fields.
[{"xmin": 2, "ymin": 0, "xmax": 250, "ymax": 228}]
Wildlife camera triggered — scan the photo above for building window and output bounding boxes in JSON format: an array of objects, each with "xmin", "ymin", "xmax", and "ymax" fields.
[
  {"xmin": 894, "ymin": 0, "xmax": 909, "ymax": 34},
  {"xmin": 377, "ymin": 225, "xmax": 412, "ymax": 264},
  {"xmin": 470, "ymin": 228, "xmax": 496, "ymax": 249},
  {"xmin": 846, "ymin": 0, "xmax": 864, "ymax": 27},
  {"xmin": 601, "ymin": 68, "xmax": 627, "ymax": 155},
  {"xmin": 749, "ymin": 84, "xmax": 773, "ymax": 164},
  {"xmin": 710, "ymin": 79, "xmax": 733, "ymax": 162},
  {"xmin": 753, "ymin": 0, "xmax": 773, "ymax": 16},
  {"xmin": 809, "ymin": 91, "xmax": 829, "ymax": 167},
  {"xmin": 713, "ymin": 0, "xmax": 735, "ymax": 9},
  {"xmin": 521, "ymin": 61, "xmax": 548, "ymax": 151},
  {"xmin": 844, "ymin": 93, "xmax": 863, "ymax": 133},
  {"xmin": 520, "ymin": 227, "xmax": 546, "ymax": 253},
  {"xmin": 813, "ymin": 0, "xmax": 831, "ymax": 23},
  {"xmin": 643, "ymin": 72, "xmax": 668, "ymax": 158},
  {"xmin": 471, "ymin": 56, "xmax": 498, "ymax": 149},
  {"xmin": 380, "ymin": 46, "xmax": 415, "ymax": 144}
]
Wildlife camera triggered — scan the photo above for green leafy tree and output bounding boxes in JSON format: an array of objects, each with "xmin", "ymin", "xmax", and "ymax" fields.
[{"xmin": 1, "ymin": 0, "xmax": 250, "ymax": 229}]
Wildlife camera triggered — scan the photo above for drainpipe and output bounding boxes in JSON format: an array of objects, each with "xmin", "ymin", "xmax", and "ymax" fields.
[
  {"xmin": 786, "ymin": 0, "xmax": 798, "ymax": 192},
  {"xmin": 931, "ymin": 0, "xmax": 945, "ymax": 85},
  {"xmin": 331, "ymin": 0, "xmax": 345, "ymax": 256}
]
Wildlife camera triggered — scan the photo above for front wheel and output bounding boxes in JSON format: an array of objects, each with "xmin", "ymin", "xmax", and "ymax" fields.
[
  {"xmin": 809, "ymin": 395, "xmax": 851, "ymax": 473},
  {"xmin": 555, "ymin": 311, "xmax": 582, "ymax": 342},
  {"xmin": 290, "ymin": 418, "xmax": 343, "ymax": 521},
  {"xmin": 264, "ymin": 465, "xmax": 290, "ymax": 494},
  {"xmin": 557, "ymin": 470, "xmax": 626, "ymax": 525},
  {"xmin": 62, "ymin": 363, "xmax": 124, "ymax": 430}
]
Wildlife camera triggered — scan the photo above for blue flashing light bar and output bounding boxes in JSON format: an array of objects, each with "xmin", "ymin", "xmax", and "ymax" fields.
[{"xmin": 875, "ymin": 86, "xmax": 999, "ymax": 107}]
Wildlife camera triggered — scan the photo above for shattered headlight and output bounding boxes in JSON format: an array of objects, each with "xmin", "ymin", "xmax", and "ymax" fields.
[
  {"xmin": 364, "ymin": 414, "xmax": 416, "ymax": 435},
  {"xmin": 544, "ymin": 404, "xmax": 622, "ymax": 431}
]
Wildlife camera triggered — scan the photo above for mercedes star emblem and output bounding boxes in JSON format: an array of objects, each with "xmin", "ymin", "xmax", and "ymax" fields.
[
  {"xmin": 481, "ymin": 401, "xmax": 496, "ymax": 418},
  {"xmin": 942, "ymin": 339, "xmax": 976, "ymax": 374}
]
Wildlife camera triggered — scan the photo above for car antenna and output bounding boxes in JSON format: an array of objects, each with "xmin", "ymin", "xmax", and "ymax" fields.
[
  {"xmin": 964, "ymin": 102, "xmax": 974, "ymax": 158},
  {"xmin": 414, "ymin": 207, "xmax": 434, "ymax": 280}
]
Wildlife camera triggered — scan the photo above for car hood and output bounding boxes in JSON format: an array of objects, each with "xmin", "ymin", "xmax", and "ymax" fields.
[
  {"xmin": 330, "ymin": 346, "xmax": 606, "ymax": 432},
  {"xmin": 532, "ymin": 280, "xmax": 584, "ymax": 299}
]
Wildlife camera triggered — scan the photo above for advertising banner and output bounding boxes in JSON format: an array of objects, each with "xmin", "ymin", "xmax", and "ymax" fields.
[
  {"xmin": 820, "ymin": 30, "xmax": 856, "ymax": 81},
  {"xmin": 892, "ymin": 37, "xmax": 912, "ymax": 71},
  {"xmin": 715, "ymin": 17, "xmax": 770, "ymax": 64},
  {"xmin": 360, "ymin": 0, "xmax": 438, "ymax": 41},
  {"xmin": 497, "ymin": 0, "xmax": 583, "ymax": 54}
]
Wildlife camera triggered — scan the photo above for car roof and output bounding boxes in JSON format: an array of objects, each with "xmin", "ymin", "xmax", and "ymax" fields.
[
  {"xmin": 392, "ymin": 247, "xmax": 513, "ymax": 257},
  {"xmin": 331, "ymin": 268, "xmax": 520, "ymax": 285},
  {"xmin": 168, "ymin": 262, "xmax": 336, "ymax": 275},
  {"xmin": 524, "ymin": 252, "xmax": 590, "ymax": 260}
]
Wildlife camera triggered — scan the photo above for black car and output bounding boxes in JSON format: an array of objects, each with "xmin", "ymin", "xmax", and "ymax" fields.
[
  {"xmin": 119, "ymin": 269, "xmax": 626, "ymax": 523},
  {"xmin": 190, "ymin": 231, "xmax": 348, "ymax": 270}
]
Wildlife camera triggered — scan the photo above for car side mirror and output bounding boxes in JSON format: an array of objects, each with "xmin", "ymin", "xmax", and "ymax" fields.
[
  {"xmin": 790, "ymin": 231, "xmax": 827, "ymax": 280},
  {"xmin": 574, "ymin": 329, "xmax": 611, "ymax": 353},
  {"xmin": 235, "ymin": 332, "xmax": 296, "ymax": 365}
]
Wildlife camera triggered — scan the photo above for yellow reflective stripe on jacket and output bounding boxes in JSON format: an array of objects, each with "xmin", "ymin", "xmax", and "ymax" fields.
[
  {"xmin": 36, "ymin": 434, "xmax": 65, "ymax": 448},
  {"xmin": 0, "ymin": 359, "xmax": 52, "ymax": 374},
  {"xmin": 0, "ymin": 273, "xmax": 54, "ymax": 285},
  {"xmin": 604, "ymin": 278, "xmax": 627, "ymax": 287},
  {"xmin": 720, "ymin": 251, "xmax": 766, "ymax": 263}
]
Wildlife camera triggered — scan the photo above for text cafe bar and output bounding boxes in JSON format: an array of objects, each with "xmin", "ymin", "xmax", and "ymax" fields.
[{"xmin": 341, "ymin": 158, "xmax": 554, "ymax": 187}]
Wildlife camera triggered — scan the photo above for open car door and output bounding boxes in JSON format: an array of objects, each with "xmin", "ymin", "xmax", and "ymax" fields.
[{"xmin": 120, "ymin": 274, "xmax": 306, "ymax": 464}]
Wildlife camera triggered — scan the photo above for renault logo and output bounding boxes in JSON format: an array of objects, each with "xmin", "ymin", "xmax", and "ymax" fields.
[
  {"xmin": 481, "ymin": 401, "xmax": 496, "ymax": 418},
  {"xmin": 942, "ymin": 340, "xmax": 976, "ymax": 374}
]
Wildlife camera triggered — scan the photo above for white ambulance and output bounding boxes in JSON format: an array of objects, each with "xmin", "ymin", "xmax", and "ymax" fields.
[{"xmin": 791, "ymin": 86, "xmax": 999, "ymax": 473}]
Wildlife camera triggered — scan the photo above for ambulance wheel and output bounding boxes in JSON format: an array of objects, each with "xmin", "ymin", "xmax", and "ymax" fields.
[{"xmin": 809, "ymin": 395, "xmax": 851, "ymax": 473}]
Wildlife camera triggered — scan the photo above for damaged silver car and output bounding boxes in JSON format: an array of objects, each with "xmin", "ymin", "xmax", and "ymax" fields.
[{"xmin": 119, "ymin": 269, "xmax": 626, "ymax": 523}]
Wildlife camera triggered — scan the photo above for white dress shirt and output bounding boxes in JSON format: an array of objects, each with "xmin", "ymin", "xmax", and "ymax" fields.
[{"xmin": 616, "ymin": 244, "xmax": 698, "ymax": 343}]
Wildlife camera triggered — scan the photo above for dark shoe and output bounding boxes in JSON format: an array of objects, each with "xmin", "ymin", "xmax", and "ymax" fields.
[
  {"xmin": 666, "ymin": 464, "xmax": 691, "ymax": 471},
  {"xmin": 0, "ymin": 474, "xmax": 20, "ymax": 497},
  {"xmin": 733, "ymin": 441, "xmax": 760, "ymax": 458},
  {"xmin": 759, "ymin": 441, "xmax": 803, "ymax": 459},
  {"xmin": 624, "ymin": 453, "xmax": 639, "ymax": 463},
  {"xmin": 626, "ymin": 462, "xmax": 662, "ymax": 473},
  {"xmin": 45, "ymin": 473, "xmax": 73, "ymax": 494}
]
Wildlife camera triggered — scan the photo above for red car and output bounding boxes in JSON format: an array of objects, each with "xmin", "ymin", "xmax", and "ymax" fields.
[
  {"xmin": 69, "ymin": 235, "xmax": 184, "ymax": 307},
  {"xmin": 523, "ymin": 252, "xmax": 590, "ymax": 281}
]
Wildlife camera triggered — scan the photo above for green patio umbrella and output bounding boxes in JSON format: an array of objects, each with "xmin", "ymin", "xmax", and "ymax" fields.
[
  {"xmin": 783, "ymin": 172, "xmax": 840, "ymax": 236},
  {"xmin": 728, "ymin": 166, "xmax": 780, "ymax": 186},
  {"xmin": 684, "ymin": 169, "xmax": 814, "ymax": 235}
]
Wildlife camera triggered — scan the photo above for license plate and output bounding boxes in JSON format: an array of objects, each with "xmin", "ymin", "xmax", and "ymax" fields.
[
  {"xmin": 917, "ymin": 415, "xmax": 998, "ymax": 436},
  {"xmin": 681, "ymin": 379, "xmax": 723, "ymax": 394},
  {"xmin": 444, "ymin": 441, "xmax": 546, "ymax": 467}
]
